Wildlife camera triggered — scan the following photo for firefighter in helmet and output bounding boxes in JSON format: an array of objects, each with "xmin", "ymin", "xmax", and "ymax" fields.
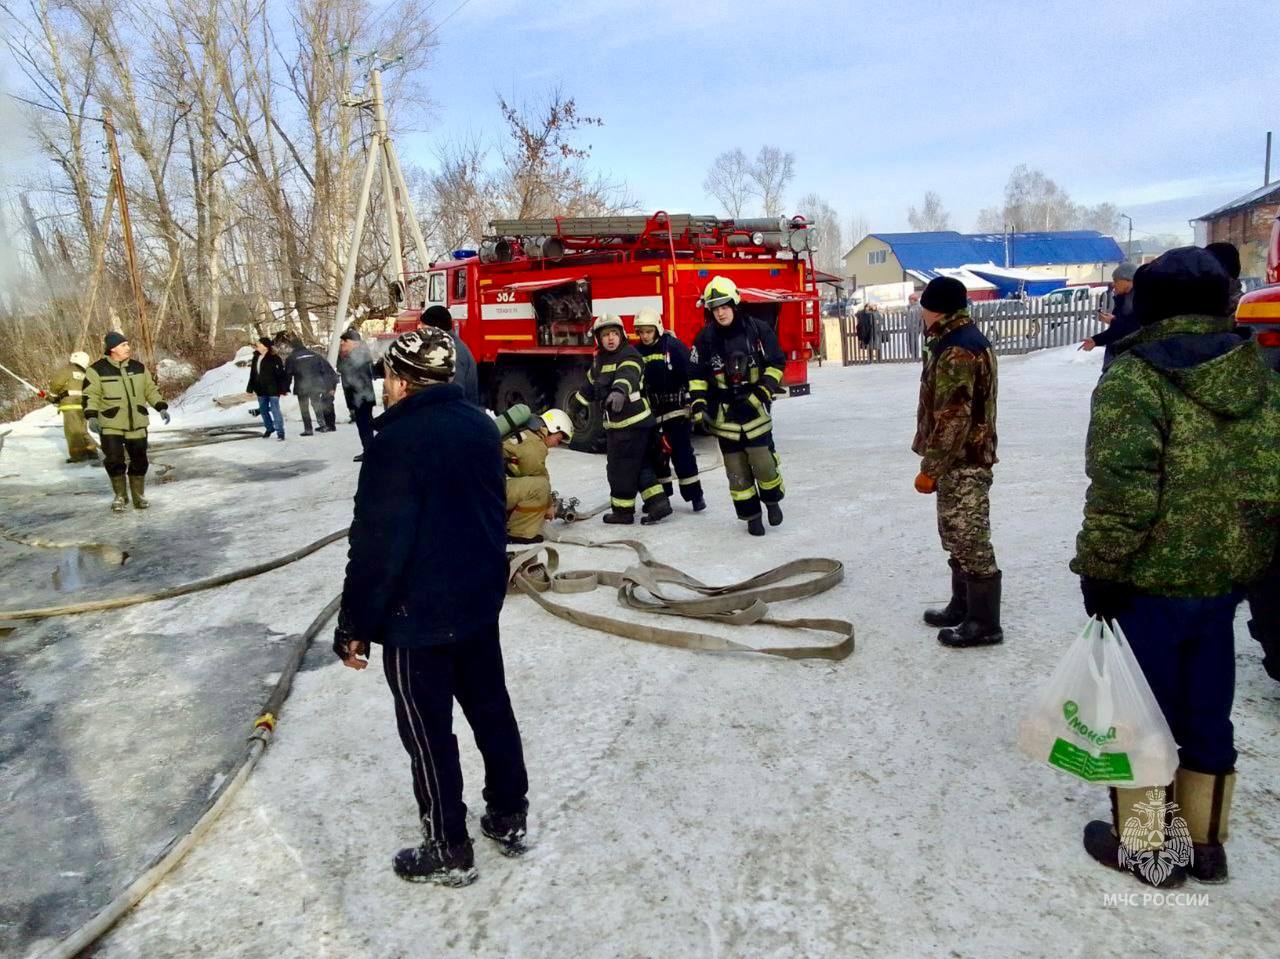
[
  {"xmin": 689, "ymin": 276, "xmax": 787, "ymax": 536},
  {"xmin": 45, "ymin": 350, "xmax": 99, "ymax": 463},
  {"xmin": 633, "ymin": 309, "xmax": 704, "ymax": 511},
  {"xmin": 572, "ymin": 314, "xmax": 672, "ymax": 525},
  {"xmin": 505, "ymin": 408, "xmax": 574, "ymax": 545}
]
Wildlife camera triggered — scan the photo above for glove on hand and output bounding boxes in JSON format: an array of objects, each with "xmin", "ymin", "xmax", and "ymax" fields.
[
  {"xmin": 914, "ymin": 471, "xmax": 936, "ymax": 494},
  {"xmin": 1080, "ymin": 576, "xmax": 1131, "ymax": 623},
  {"xmin": 86, "ymin": 415, "xmax": 101, "ymax": 436},
  {"xmin": 605, "ymin": 388, "xmax": 627, "ymax": 415},
  {"xmin": 158, "ymin": 409, "xmax": 171, "ymax": 425}
]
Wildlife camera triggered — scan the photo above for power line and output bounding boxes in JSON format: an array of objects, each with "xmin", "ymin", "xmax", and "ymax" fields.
[{"xmin": 4, "ymin": 91, "xmax": 104, "ymax": 124}]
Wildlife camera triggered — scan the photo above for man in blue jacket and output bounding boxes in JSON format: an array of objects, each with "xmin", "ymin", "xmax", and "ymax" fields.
[{"xmin": 333, "ymin": 327, "xmax": 528, "ymax": 886}]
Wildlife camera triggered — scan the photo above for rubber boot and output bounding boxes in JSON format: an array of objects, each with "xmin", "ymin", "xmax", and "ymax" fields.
[
  {"xmin": 938, "ymin": 571, "xmax": 1003, "ymax": 647},
  {"xmin": 109, "ymin": 475, "xmax": 129, "ymax": 513},
  {"xmin": 392, "ymin": 838, "xmax": 477, "ymax": 886},
  {"xmin": 691, "ymin": 495, "xmax": 707, "ymax": 512},
  {"xmin": 480, "ymin": 810, "xmax": 528, "ymax": 858},
  {"xmin": 128, "ymin": 475, "xmax": 149, "ymax": 510},
  {"xmin": 640, "ymin": 496, "xmax": 673, "ymax": 525},
  {"xmin": 747, "ymin": 516, "xmax": 765, "ymax": 537},
  {"xmin": 1083, "ymin": 785, "xmax": 1187, "ymax": 888},
  {"xmin": 924, "ymin": 559, "xmax": 967, "ymax": 628},
  {"xmin": 603, "ymin": 508, "xmax": 635, "ymax": 525},
  {"xmin": 766, "ymin": 502, "xmax": 784, "ymax": 527},
  {"xmin": 1176, "ymin": 768, "xmax": 1235, "ymax": 884}
]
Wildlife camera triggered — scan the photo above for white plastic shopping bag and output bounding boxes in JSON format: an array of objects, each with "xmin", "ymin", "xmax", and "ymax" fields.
[{"xmin": 1017, "ymin": 617, "xmax": 1178, "ymax": 787}]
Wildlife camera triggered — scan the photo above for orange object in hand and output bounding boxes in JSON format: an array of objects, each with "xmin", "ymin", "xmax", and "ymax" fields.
[{"xmin": 914, "ymin": 472, "xmax": 937, "ymax": 494}]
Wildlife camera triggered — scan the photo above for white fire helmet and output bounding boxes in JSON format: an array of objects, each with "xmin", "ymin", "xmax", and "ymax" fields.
[
  {"xmin": 69, "ymin": 351, "xmax": 91, "ymax": 368},
  {"xmin": 633, "ymin": 309, "xmax": 664, "ymax": 336},
  {"xmin": 540, "ymin": 408, "xmax": 574, "ymax": 441}
]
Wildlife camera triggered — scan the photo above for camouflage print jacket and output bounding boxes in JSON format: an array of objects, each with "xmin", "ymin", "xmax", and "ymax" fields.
[
  {"xmin": 1072, "ymin": 314, "xmax": 1280, "ymax": 597},
  {"xmin": 912, "ymin": 311, "xmax": 999, "ymax": 478}
]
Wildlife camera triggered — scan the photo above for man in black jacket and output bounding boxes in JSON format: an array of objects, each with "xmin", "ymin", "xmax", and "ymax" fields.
[
  {"xmin": 283, "ymin": 333, "xmax": 340, "ymax": 434},
  {"xmin": 333, "ymin": 327, "xmax": 528, "ymax": 886},
  {"xmin": 633, "ymin": 308, "xmax": 704, "ymax": 511},
  {"xmin": 421, "ymin": 304, "xmax": 481, "ymax": 406},
  {"xmin": 1082, "ymin": 262, "xmax": 1138, "ymax": 372},
  {"xmin": 247, "ymin": 337, "xmax": 287, "ymax": 440}
]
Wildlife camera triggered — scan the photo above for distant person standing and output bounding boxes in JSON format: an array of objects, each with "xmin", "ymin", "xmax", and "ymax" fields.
[
  {"xmin": 44, "ymin": 350, "xmax": 98, "ymax": 462},
  {"xmin": 284, "ymin": 333, "xmax": 340, "ymax": 435},
  {"xmin": 83, "ymin": 331, "xmax": 170, "ymax": 512},
  {"xmin": 333, "ymin": 327, "xmax": 529, "ymax": 885},
  {"xmin": 913, "ymin": 276, "xmax": 1002, "ymax": 648},
  {"xmin": 248, "ymin": 336, "xmax": 287, "ymax": 441},
  {"xmin": 337, "ymin": 329, "xmax": 377, "ymax": 462},
  {"xmin": 421, "ymin": 304, "xmax": 480, "ymax": 406},
  {"xmin": 1081, "ymin": 262, "xmax": 1138, "ymax": 372}
]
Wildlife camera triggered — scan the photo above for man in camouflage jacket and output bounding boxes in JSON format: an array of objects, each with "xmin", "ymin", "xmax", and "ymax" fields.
[
  {"xmin": 1073, "ymin": 247, "xmax": 1280, "ymax": 887},
  {"xmin": 912, "ymin": 276, "xmax": 1002, "ymax": 648}
]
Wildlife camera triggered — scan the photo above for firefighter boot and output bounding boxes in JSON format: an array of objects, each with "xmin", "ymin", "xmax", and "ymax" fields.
[
  {"xmin": 938, "ymin": 571, "xmax": 1003, "ymax": 647},
  {"xmin": 109, "ymin": 475, "xmax": 129, "ymax": 513},
  {"xmin": 603, "ymin": 508, "xmax": 635, "ymax": 525},
  {"xmin": 766, "ymin": 502, "xmax": 784, "ymax": 527},
  {"xmin": 392, "ymin": 838, "xmax": 477, "ymax": 886},
  {"xmin": 747, "ymin": 516, "xmax": 766, "ymax": 537},
  {"xmin": 1083, "ymin": 785, "xmax": 1187, "ymax": 888},
  {"xmin": 924, "ymin": 559, "xmax": 967, "ymax": 628},
  {"xmin": 1176, "ymin": 768, "xmax": 1235, "ymax": 883},
  {"xmin": 640, "ymin": 495, "xmax": 673, "ymax": 525},
  {"xmin": 128, "ymin": 475, "xmax": 149, "ymax": 510}
]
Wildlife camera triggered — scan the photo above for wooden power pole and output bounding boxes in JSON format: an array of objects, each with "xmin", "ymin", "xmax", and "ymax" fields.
[{"xmin": 103, "ymin": 109, "xmax": 155, "ymax": 367}]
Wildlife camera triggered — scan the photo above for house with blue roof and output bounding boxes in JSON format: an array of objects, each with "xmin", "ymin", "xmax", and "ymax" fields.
[{"xmin": 842, "ymin": 230, "xmax": 1125, "ymax": 299}]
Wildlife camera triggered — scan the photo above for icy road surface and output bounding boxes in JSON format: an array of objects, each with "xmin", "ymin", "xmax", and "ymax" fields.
[{"xmin": 8, "ymin": 347, "xmax": 1280, "ymax": 959}]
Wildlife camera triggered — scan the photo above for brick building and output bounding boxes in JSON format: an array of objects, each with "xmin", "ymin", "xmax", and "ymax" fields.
[{"xmin": 1192, "ymin": 183, "xmax": 1280, "ymax": 280}]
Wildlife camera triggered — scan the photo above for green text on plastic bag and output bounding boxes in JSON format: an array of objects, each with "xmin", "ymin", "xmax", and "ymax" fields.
[{"xmin": 1048, "ymin": 737, "xmax": 1134, "ymax": 782}]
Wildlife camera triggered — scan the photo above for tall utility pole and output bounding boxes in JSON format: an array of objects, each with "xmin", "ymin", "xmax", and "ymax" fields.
[
  {"xmin": 326, "ymin": 58, "xmax": 432, "ymax": 364},
  {"xmin": 103, "ymin": 109, "xmax": 155, "ymax": 367},
  {"xmin": 1120, "ymin": 213, "xmax": 1133, "ymax": 261}
]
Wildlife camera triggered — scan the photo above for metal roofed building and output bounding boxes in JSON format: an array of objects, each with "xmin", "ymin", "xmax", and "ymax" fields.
[
  {"xmin": 1191, "ymin": 182, "xmax": 1280, "ymax": 280},
  {"xmin": 842, "ymin": 230, "xmax": 1125, "ymax": 294}
]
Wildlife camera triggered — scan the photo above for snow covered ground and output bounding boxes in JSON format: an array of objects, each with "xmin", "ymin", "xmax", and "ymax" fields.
[{"xmin": 4, "ymin": 347, "xmax": 1279, "ymax": 959}]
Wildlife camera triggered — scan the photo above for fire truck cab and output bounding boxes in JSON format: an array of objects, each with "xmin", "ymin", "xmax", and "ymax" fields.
[{"xmin": 380, "ymin": 212, "xmax": 823, "ymax": 450}]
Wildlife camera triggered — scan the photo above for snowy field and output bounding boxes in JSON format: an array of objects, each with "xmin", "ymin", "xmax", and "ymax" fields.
[{"xmin": 3, "ymin": 347, "xmax": 1278, "ymax": 959}]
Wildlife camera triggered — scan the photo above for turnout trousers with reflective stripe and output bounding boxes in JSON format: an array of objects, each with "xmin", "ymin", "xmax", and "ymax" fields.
[
  {"xmin": 382, "ymin": 623, "xmax": 529, "ymax": 846},
  {"xmin": 719, "ymin": 431, "xmax": 783, "ymax": 521},
  {"xmin": 605, "ymin": 425, "xmax": 664, "ymax": 516},
  {"xmin": 654, "ymin": 415, "xmax": 702, "ymax": 502},
  {"xmin": 506, "ymin": 474, "xmax": 551, "ymax": 540},
  {"xmin": 61, "ymin": 409, "xmax": 98, "ymax": 462},
  {"xmin": 936, "ymin": 465, "xmax": 997, "ymax": 577}
]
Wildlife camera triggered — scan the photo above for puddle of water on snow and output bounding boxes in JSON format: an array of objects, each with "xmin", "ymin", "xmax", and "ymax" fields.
[{"xmin": 50, "ymin": 545, "xmax": 129, "ymax": 592}]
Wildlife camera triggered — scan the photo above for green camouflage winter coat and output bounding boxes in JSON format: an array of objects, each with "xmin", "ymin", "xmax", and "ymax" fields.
[
  {"xmin": 913, "ymin": 311, "xmax": 999, "ymax": 478},
  {"xmin": 1072, "ymin": 314, "xmax": 1280, "ymax": 597}
]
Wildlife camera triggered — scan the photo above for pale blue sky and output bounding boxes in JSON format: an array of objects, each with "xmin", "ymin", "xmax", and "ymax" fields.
[{"xmin": 400, "ymin": 0, "xmax": 1277, "ymax": 244}]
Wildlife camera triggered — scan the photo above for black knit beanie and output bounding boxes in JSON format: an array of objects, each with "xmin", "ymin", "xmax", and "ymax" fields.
[
  {"xmin": 1132, "ymin": 247, "xmax": 1230, "ymax": 326},
  {"xmin": 920, "ymin": 276, "xmax": 968, "ymax": 315}
]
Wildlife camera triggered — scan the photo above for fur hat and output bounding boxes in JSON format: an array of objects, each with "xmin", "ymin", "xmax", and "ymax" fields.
[
  {"xmin": 1132, "ymin": 247, "xmax": 1230, "ymax": 326},
  {"xmin": 384, "ymin": 327, "xmax": 456, "ymax": 385}
]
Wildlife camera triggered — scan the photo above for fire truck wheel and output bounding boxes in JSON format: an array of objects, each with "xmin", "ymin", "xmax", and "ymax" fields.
[
  {"xmin": 492, "ymin": 366, "xmax": 549, "ymax": 418},
  {"xmin": 556, "ymin": 368, "xmax": 606, "ymax": 453}
]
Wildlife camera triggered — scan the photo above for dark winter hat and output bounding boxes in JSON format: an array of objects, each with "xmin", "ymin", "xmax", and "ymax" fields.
[
  {"xmin": 384, "ymin": 327, "xmax": 456, "ymax": 385},
  {"xmin": 1204, "ymin": 242, "xmax": 1241, "ymax": 280},
  {"xmin": 258, "ymin": 335, "xmax": 274, "ymax": 348},
  {"xmin": 1111, "ymin": 262, "xmax": 1137, "ymax": 282},
  {"xmin": 919, "ymin": 276, "xmax": 968, "ymax": 315},
  {"xmin": 339, "ymin": 328, "xmax": 362, "ymax": 342},
  {"xmin": 420, "ymin": 304, "xmax": 454, "ymax": 333},
  {"xmin": 1132, "ymin": 247, "xmax": 1230, "ymax": 326},
  {"xmin": 103, "ymin": 330, "xmax": 128, "ymax": 353}
]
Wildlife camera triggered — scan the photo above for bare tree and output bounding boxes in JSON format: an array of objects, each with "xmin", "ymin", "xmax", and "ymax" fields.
[
  {"xmin": 748, "ymin": 146, "xmax": 794, "ymax": 218},
  {"xmin": 795, "ymin": 192, "xmax": 843, "ymax": 276},
  {"xmin": 976, "ymin": 166, "xmax": 1123, "ymax": 236},
  {"xmin": 846, "ymin": 212, "xmax": 870, "ymax": 250},
  {"xmin": 974, "ymin": 207, "xmax": 1004, "ymax": 232},
  {"xmin": 703, "ymin": 148, "xmax": 752, "ymax": 218},
  {"xmin": 907, "ymin": 190, "xmax": 952, "ymax": 232},
  {"xmin": 422, "ymin": 135, "xmax": 500, "ymax": 252}
]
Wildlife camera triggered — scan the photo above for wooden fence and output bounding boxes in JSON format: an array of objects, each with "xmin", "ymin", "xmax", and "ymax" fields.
[{"xmin": 840, "ymin": 295, "xmax": 1113, "ymax": 365}]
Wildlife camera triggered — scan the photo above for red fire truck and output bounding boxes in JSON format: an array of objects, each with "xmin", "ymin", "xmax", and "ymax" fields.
[
  {"xmin": 380, "ymin": 212, "xmax": 823, "ymax": 449},
  {"xmin": 1234, "ymin": 212, "xmax": 1280, "ymax": 371}
]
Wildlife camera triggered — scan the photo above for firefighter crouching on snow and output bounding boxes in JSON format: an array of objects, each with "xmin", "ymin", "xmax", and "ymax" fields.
[
  {"xmin": 689, "ymin": 276, "xmax": 786, "ymax": 537},
  {"xmin": 634, "ymin": 309, "xmax": 705, "ymax": 512},
  {"xmin": 83, "ymin": 331, "xmax": 170, "ymax": 512},
  {"xmin": 913, "ymin": 275, "xmax": 1002, "ymax": 649},
  {"xmin": 45, "ymin": 350, "xmax": 99, "ymax": 463},
  {"xmin": 505, "ymin": 409, "xmax": 574, "ymax": 545},
  {"xmin": 573, "ymin": 314, "xmax": 672, "ymax": 525}
]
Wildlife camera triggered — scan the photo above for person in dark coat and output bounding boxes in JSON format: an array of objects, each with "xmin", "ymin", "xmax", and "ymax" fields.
[
  {"xmin": 1205, "ymin": 242, "xmax": 1245, "ymax": 318},
  {"xmin": 421, "ymin": 304, "xmax": 481, "ymax": 406},
  {"xmin": 333, "ymin": 326, "xmax": 528, "ymax": 885},
  {"xmin": 247, "ymin": 336, "xmax": 287, "ymax": 440},
  {"xmin": 633, "ymin": 308, "xmax": 704, "ymax": 511},
  {"xmin": 337, "ymin": 329, "xmax": 377, "ymax": 461},
  {"xmin": 1082, "ymin": 262, "xmax": 1138, "ymax": 372},
  {"xmin": 283, "ymin": 333, "xmax": 340, "ymax": 434}
]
